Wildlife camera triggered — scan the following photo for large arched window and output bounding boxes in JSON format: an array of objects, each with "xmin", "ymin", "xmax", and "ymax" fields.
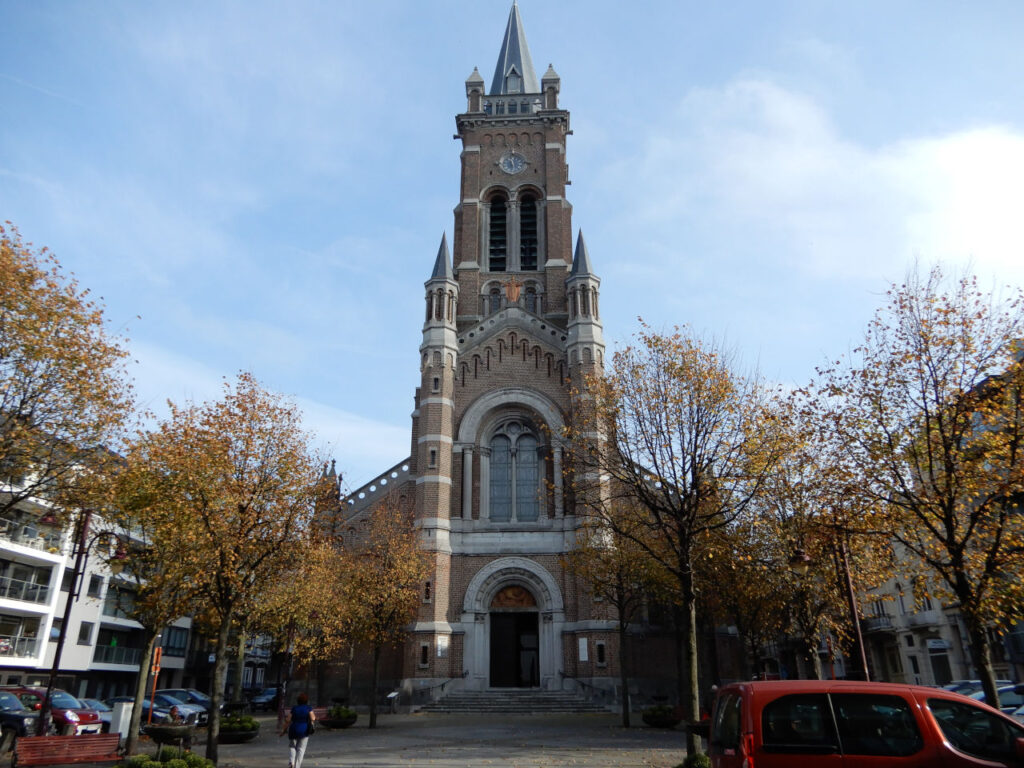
[
  {"xmin": 488, "ymin": 195, "xmax": 508, "ymax": 272},
  {"xmin": 489, "ymin": 421, "xmax": 541, "ymax": 522}
]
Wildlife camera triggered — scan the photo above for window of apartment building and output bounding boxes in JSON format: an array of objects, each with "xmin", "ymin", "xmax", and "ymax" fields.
[
  {"xmin": 49, "ymin": 619, "xmax": 63, "ymax": 641},
  {"xmin": 419, "ymin": 643, "xmax": 430, "ymax": 668},
  {"xmin": 87, "ymin": 575, "xmax": 103, "ymax": 599},
  {"xmin": 905, "ymin": 635, "xmax": 916, "ymax": 647},
  {"xmin": 595, "ymin": 641, "xmax": 607, "ymax": 667},
  {"xmin": 162, "ymin": 626, "xmax": 189, "ymax": 657},
  {"xmin": 423, "ymin": 581, "xmax": 432, "ymax": 603},
  {"xmin": 431, "ymin": 376, "xmax": 440, "ymax": 393},
  {"xmin": 60, "ymin": 568, "xmax": 74, "ymax": 593},
  {"xmin": 428, "ymin": 448, "xmax": 437, "ymax": 469},
  {"xmin": 77, "ymin": 621, "xmax": 93, "ymax": 646}
]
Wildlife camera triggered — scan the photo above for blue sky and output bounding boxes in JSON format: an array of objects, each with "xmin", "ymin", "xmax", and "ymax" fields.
[{"xmin": 3, "ymin": 1, "xmax": 1024, "ymax": 490}]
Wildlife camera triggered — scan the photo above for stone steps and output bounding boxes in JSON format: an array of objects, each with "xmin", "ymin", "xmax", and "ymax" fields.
[{"xmin": 418, "ymin": 690, "xmax": 609, "ymax": 714}]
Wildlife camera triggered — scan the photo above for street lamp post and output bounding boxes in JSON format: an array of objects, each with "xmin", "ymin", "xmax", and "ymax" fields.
[
  {"xmin": 788, "ymin": 543, "xmax": 870, "ymax": 682},
  {"xmin": 38, "ymin": 510, "xmax": 126, "ymax": 735}
]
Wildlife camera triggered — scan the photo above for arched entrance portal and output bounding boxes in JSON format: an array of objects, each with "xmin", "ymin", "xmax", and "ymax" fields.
[
  {"xmin": 462, "ymin": 557, "xmax": 565, "ymax": 691},
  {"xmin": 489, "ymin": 586, "xmax": 539, "ymax": 687}
]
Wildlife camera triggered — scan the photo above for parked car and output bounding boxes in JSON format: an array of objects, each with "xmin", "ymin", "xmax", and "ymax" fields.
[
  {"xmin": 970, "ymin": 685, "xmax": 1024, "ymax": 715},
  {"xmin": 709, "ymin": 679, "xmax": 1024, "ymax": 767},
  {"xmin": 77, "ymin": 698, "xmax": 112, "ymax": 733},
  {"xmin": 149, "ymin": 694, "xmax": 206, "ymax": 726},
  {"xmin": 250, "ymin": 687, "xmax": 279, "ymax": 712},
  {"xmin": 156, "ymin": 689, "xmax": 215, "ymax": 721},
  {"xmin": 0, "ymin": 690, "xmax": 40, "ymax": 750},
  {"xmin": 0, "ymin": 687, "xmax": 102, "ymax": 735},
  {"xmin": 944, "ymin": 679, "xmax": 1015, "ymax": 696},
  {"xmin": 104, "ymin": 696, "xmax": 172, "ymax": 727}
]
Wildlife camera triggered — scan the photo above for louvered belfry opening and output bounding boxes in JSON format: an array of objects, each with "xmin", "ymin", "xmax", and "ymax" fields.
[
  {"xmin": 489, "ymin": 196, "xmax": 507, "ymax": 271},
  {"xmin": 520, "ymin": 194, "xmax": 538, "ymax": 270}
]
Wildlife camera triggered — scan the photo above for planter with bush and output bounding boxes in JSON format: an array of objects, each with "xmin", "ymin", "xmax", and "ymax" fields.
[
  {"xmin": 641, "ymin": 705, "xmax": 682, "ymax": 729},
  {"xmin": 216, "ymin": 714, "xmax": 260, "ymax": 744},
  {"xmin": 319, "ymin": 705, "xmax": 358, "ymax": 729}
]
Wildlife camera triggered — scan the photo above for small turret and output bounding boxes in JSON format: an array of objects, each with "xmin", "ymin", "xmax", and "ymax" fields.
[
  {"xmin": 566, "ymin": 231, "xmax": 604, "ymax": 371},
  {"xmin": 541, "ymin": 64, "xmax": 560, "ymax": 110},
  {"xmin": 424, "ymin": 233, "xmax": 457, "ymax": 331},
  {"xmin": 465, "ymin": 67, "xmax": 485, "ymax": 112}
]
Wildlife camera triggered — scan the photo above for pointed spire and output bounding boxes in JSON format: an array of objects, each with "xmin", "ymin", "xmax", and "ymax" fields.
[
  {"xmin": 429, "ymin": 233, "xmax": 453, "ymax": 281},
  {"xmin": 490, "ymin": 2, "xmax": 539, "ymax": 95},
  {"xmin": 466, "ymin": 67, "xmax": 484, "ymax": 86},
  {"xmin": 570, "ymin": 231, "xmax": 594, "ymax": 277}
]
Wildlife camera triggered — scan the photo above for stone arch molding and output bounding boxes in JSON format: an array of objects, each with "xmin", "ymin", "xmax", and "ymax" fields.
[
  {"xmin": 458, "ymin": 388, "xmax": 565, "ymax": 445},
  {"xmin": 464, "ymin": 557, "xmax": 565, "ymax": 615}
]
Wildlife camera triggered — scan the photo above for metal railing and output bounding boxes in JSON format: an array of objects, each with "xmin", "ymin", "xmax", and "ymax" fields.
[
  {"xmin": 0, "ymin": 517, "xmax": 64, "ymax": 553},
  {"xmin": 0, "ymin": 576, "xmax": 50, "ymax": 604},
  {"xmin": 0, "ymin": 634, "xmax": 40, "ymax": 657},
  {"xmin": 861, "ymin": 615, "xmax": 894, "ymax": 632},
  {"xmin": 92, "ymin": 645, "xmax": 142, "ymax": 665}
]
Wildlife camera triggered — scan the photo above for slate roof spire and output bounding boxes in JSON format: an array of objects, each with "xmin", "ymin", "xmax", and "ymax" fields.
[
  {"xmin": 490, "ymin": 1, "xmax": 540, "ymax": 95},
  {"xmin": 429, "ymin": 233, "xmax": 453, "ymax": 281},
  {"xmin": 570, "ymin": 231, "xmax": 595, "ymax": 277}
]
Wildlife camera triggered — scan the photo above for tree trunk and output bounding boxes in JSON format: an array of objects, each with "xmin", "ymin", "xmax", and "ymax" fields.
[
  {"xmin": 124, "ymin": 630, "xmax": 160, "ymax": 755},
  {"xmin": 206, "ymin": 612, "xmax": 233, "ymax": 764},
  {"xmin": 346, "ymin": 644, "xmax": 354, "ymax": 704},
  {"xmin": 681, "ymin": 569, "xmax": 700, "ymax": 756},
  {"xmin": 369, "ymin": 644, "xmax": 381, "ymax": 729},
  {"xmin": 231, "ymin": 629, "xmax": 246, "ymax": 706},
  {"xmin": 964, "ymin": 610, "xmax": 1000, "ymax": 708},
  {"xmin": 617, "ymin": 620, "xmax": 631, "ymax": 727}
]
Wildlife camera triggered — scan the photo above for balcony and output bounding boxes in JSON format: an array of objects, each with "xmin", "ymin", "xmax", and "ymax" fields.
[
  {"xmin": 0, "ymin": 517, "xmax": 64, "ymax": 554},
  {"xmin": 0, "ymin": 634, "xmax": 40, "ymax": 658},
  {"xmin": 907, "ymin": 610, "xmax": 941, "ymax": 627},
  {"xmin": 862, "ymin": 615, "xmax": 894, "ymax": 633},
  {"xmin": 92, "ymin": 645, "xmax": 142, "ymax": 666}
]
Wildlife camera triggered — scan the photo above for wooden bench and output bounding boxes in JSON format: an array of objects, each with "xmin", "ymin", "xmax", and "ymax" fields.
[
  {"xmin": 14, "ymin": 734, "xmax": 122, "ymax": 768},
  {"xmin": 310, "ymin": 707, "xmax": 328, "ymax": 721}
]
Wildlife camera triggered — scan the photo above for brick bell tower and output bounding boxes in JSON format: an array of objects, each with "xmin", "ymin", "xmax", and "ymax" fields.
[{"xmin": 407, "ymin": 1, "xmax": 606, "ymax": 698}]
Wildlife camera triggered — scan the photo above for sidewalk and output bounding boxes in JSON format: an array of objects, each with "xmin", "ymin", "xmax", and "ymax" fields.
[{"xmin": 213, "ymin": 712, "xmax": 688, "ymax": 768}]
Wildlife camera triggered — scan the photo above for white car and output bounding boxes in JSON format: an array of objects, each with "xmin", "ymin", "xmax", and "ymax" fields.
[{"xmin": 150, "ymin": 694, "xmax": 207, "ymax": 726}]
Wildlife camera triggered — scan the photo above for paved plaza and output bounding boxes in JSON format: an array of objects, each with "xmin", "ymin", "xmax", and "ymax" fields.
[{"xmin": 213, "ymin": 713, "xmax": 689, "ymax": 768}]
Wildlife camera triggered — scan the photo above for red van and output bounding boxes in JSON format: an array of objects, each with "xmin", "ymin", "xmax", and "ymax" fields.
[{"xmin": 709, "ymin": 680, "xmax": 1024, "ymax": 767}]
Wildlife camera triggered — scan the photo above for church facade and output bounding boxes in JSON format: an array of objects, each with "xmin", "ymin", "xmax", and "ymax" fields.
[{"xmin": 335, "ymin": 4, "xmax": 637, "ymax": 705}]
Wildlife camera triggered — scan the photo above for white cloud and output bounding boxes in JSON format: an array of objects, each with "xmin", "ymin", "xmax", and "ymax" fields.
[{"xmin": 606, "ymin": 78, "xmax": 1024, "ymax": 288}]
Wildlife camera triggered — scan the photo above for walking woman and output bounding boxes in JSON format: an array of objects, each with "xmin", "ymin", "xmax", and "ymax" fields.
[{"xmin": 279, "ymin": 692, "xmax": 316, "ymax": 768}]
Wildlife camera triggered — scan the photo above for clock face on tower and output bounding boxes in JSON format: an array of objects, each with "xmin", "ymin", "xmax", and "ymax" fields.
[{"xmin": 498, "ymin": 151, "xmax": 527, "ymax": 174}]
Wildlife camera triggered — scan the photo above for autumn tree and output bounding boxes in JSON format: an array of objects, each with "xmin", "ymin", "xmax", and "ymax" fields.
[
  {"xmin": 699, "ymin": 516, "xmax": 789, "ymax": 680},
  {"xmin": 0, "ymin": 224, "xmax": 132, "ymax": 520},
  {"xmin": 119, "ymin": 373, "xmax": 320, "ymax": 763},
  {"xmin": 332, "ymin": 496, "xmax": 430, "ymax": 729},
  {"xmin": 820, "ymin": 267, "xmax": 1024, "ymax": 707},
  {"xmin": 568, "ymin": 325, "xmax": 782, "ymax": 754},
  {"xmin": 93, "ymin": 513, "xmax": 190, "ymax": 754},
  {"xmin": 564, "ymin": 506, "xmax": 671, "ymax": 727}
]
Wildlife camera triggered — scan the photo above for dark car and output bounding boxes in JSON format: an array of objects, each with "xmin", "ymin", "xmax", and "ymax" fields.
[
  {"xmin": 156, "ymin": 689, "xmax": 214, "ymax": 723},
  {"xmin": 0, "ymin": 686, "xmax": 102, "ymax": 735},
  {"xmin": 104, "ymin": 696, "xmax": 172, "ymax": 728},
  {"xmin": 0, "ymin": 690, "xmax": 40, "ymax": 750},
  {"xmin": 250, "ymin": 687, "xmax": 279, "ymax": 712}
]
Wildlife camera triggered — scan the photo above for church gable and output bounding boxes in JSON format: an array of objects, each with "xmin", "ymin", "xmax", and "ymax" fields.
[{"xmin": 456, "ymin": 320, "xmax": 567, "ymax": 391}]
